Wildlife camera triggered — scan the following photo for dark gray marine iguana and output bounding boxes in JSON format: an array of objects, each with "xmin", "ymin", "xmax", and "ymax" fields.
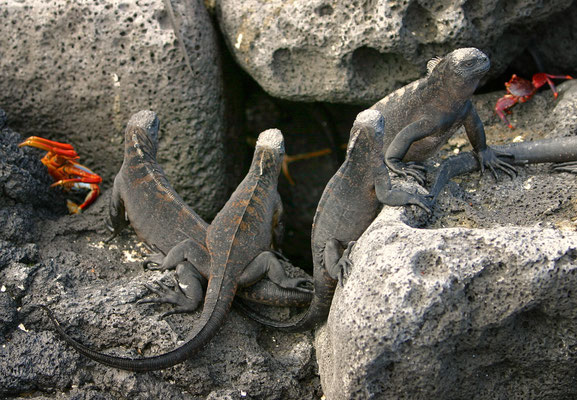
[
  {"xmin": 43, "ymin": 128, "xmax": 312, "ymax": 371},
  {"xmin": 236, "ymin": 109, "xmax": 431, "ymax": 332},
  {"xmin": 105, "ymin": 110, "xmax": 311, "ymax": 314},
  {"xmin": 371, "ymin": 47, "xmax": 517, "ymax": 185},
  {"xmin": 428, "ymin": 136, "xmax": 577, "ymax": 200}
]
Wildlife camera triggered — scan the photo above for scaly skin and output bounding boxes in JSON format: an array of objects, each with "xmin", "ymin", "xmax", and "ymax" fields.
[
  {"xmin": 237, "ymin": 110, "xmax": 431, "ymax": 332},
  {"xmin": 371, "ymin": 47, "xmax": 516, "ymax": 185},
  {"xmin": 429, "ymin": 136, "xmax": 577, "ymax": 200},
  {"xmin": 43, "ymin": 129, "xmax": 311, "ymax": 371},
  {"xmin": 107, "ymin": 111, "xmax": 311, "ymax": 309}
]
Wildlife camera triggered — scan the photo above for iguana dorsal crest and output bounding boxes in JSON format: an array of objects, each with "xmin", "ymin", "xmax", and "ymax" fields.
[{"xmin": 426, "ymin": 56, "xmax": 442, "ymax": 76}]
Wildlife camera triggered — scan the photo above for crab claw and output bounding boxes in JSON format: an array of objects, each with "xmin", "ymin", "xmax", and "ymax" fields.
[{"xmin": 19, "ymin": 136, "xmax": 79, "ymax": 159}]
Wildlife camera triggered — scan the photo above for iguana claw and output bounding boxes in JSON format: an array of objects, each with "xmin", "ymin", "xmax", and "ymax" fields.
[
  {"xmin": 476, "ymin": 146, "xmax": 517, "ymax": 180},
  {"xmin": 552, "ymin": 161, "xmax": 577, "ymax": 174},
  {"xmin": 336, "ymin": 241, "xmax": 356, "ymax": 287},
  {"xmin": 138, "ymin": 277, "xmax": 201, "ymax": 317},
  {"xmin": 389, "ymin": 162, "xmax": 426, "ymax": 186}
]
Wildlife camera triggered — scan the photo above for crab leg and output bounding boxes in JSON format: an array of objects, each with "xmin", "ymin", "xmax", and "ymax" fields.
[
  {"xmin": 19, "ymin": 136, "xmax": 79, "ymax": 158},
  {"xmin": 532, "ymin": 73, "xmax": 573, "ymax": 99},
  {"xmin": 494, "ymin": 95, "xmax": 518, "ymax": 129},
  {"xmin": 65, "ymin": 183, "xmax": 101, "ymax": 214}
]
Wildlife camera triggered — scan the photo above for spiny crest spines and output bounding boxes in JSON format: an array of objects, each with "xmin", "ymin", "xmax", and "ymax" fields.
[
  {"xmin": 427, "ymin": 48, "xmax": 489, "ymax": 80},
  {"xmin": 426, "ymin": 56, "xmax": 442, "ymax": 76}
]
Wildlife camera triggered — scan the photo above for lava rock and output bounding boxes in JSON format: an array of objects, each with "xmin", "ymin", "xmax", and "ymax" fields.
[
  {"xmin": 317, "ymin": 207, "xmax": 577, "ymax": 399},
  {"xmin": 0, "ymin": 0, "xmax": 227, "ymax": 218},
  {"xmin": 215, "ymin": 0, "xmax": 574, "ymax": 103}
]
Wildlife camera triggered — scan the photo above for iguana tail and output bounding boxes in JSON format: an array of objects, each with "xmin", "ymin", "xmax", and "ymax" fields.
[
  {"xmin": 429, "ymin": 136, "xmax": 577, "ymax": 199},
  {"xmin": 42, "ymin": 273, "xmax": 236, "ymax": 371}
]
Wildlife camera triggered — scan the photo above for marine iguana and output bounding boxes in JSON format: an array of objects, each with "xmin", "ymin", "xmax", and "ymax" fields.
[
  {"xmin": 106, "ymin": 111, "xmax": 311, "ymax": 314},
  {"xmin": 43, "ymin": 128, "xmax": 312, "ymax": 371},
  {"xmin": 371, "ymin": 47, "xmax": 517, "ymax": 185},
  {"xmin": 236, "ymin": 110, "xmax": 431, "ymax": 332},
  {"xmin": 428, "ymin": 136, "xmax": 577, "ymax": 200}
]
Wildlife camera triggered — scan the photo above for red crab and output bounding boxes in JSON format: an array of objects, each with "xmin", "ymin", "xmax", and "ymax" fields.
[
  {"xmin": 19, "ymin": 136, "xmax": 102, "ymax": 214},
  {"xmin": 495, "ymin": 73, "xmax": 573, "ymax": 129}
]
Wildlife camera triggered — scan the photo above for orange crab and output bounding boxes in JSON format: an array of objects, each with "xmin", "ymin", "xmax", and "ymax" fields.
[
  {"xmin": 495, "ymin": 73, "xmax": 573, "ymax": 129},
  {"xmin": 19, "ymin": 136, "xmax": 102, "ymax": 214}
]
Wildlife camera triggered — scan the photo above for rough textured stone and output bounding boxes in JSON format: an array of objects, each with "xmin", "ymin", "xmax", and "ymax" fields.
[
  {"xmin": 0, "ymin": 0, "xmax": 227, "ymax": 218},
  {"xmin": 317, "ymin": 208, "xmax": 577, "ymax": 399},
  {"xmin": 216, "ymin": 0, "xmax": 575, "ymax": 104},
  {"xmin": 315, "ymin": 82, "xmax": 577, "ymax": 398}
]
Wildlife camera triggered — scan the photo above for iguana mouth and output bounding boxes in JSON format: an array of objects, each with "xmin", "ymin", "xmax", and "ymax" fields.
[{"xmin": 472, "ymin": 61, "xmax": 490, "ymax": 77}]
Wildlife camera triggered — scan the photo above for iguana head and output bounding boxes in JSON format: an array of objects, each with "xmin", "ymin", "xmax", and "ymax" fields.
[
  {"xmin": 347, "ymin": 109, "xmax": 385, "ymax": 159},
  {"xmin": 427, "ymin": 48, "xmax": 490, "ymax": 91},
  {"xmin": 256, "ymin": 128, "xmax": 285, "ymax": 155},
  {"xmin": 254, "ymin": 128, "xmax": 285, "ymax": 177},
  {"xmin": 126, "ymin": 110, "xmax": 160, "ymax": 159}
]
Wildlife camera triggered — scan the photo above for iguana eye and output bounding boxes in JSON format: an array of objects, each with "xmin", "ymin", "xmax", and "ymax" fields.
[{"xmin": 464, "ymin": 60, "xmax": 475, "ymax": 67}]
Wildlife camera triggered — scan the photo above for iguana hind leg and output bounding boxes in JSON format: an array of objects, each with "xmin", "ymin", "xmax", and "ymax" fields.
[
  {"xmin": 138, "ymin": 262, "xmax": 206, "ymax": 317},
  {"xmin": 143, "ymin": 238, "xmax": 210, "ymax": 271},
  {"xmin": 239, "ymin": 251, "xmax": 313, "ymax": 293}
]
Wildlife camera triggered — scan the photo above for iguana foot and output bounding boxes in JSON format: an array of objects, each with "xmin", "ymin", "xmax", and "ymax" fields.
[
  {"xmin": 239, "ymin": 251, "xmax": 314, "ymax": 294},
  {"xmin": 476, "ymin": 147, "xmax": 517, "ymax": 180},
  {"xmin": 142, "ymin": 252, "xmax": 167, "ymax": 270},
  {"xmin": 138, "ymin": 277, "xmax": 202, "ymax": 318},
  {"xmin": 379, "ymin": 189, "xmax": 433, "ymax": 214},
  {"xmin": 552, "ymin": 161, "xmax": 577, "ymax": 173},
  {"xmin": 407, "ymin": 193, "xmax": 433, "ymax": 214},
  {"xmin": 389, "ymin": 162, "xmax": 427, "ymax": 186},
  {"xmin": 335, "ymin": 241, "xmax": 355, "ymax": 286},
  {"xmin": 278, "ymin": 277, "xmax": 314, "ymax": 293}
]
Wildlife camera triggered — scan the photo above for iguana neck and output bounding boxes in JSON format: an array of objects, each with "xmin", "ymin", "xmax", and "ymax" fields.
[
  {"xmin": 425, "ymin": 73, "xmax": 479, "ymax": 111},
  {"xmin": 124, "ymin": 127, "xmax": 159, "ymax": 167},
  {"xmin": 248, "ymin": 147, "xmax": 282, "ymax": 184}
]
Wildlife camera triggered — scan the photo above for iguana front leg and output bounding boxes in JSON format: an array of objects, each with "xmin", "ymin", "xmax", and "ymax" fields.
[
  {"xmin": 385, "ymin": 119, "xmax": 437, "ymax": 185},
  {"xmin": 105, "ymin": 178, "xmax": 129, "ymax": 243},
  {"xmin": 463, "ymin": 104, "xmax": 517, "ymax": 179}
]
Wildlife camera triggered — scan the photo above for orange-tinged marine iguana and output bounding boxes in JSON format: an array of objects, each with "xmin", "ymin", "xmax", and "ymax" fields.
[
  {"xmin": 371, "ymin": 47, "xmax": 517, "ymax": 186},
  {"xmin": 236, "ymin": 109, "xmax": 431, "ymax": 332},
  {"xmin": 105, "ymin": 111, "xmax": 311, "ymax": 314},
  {"xmin": 43, "ymin": 127, "xmax": 311, "ymax": 371}
]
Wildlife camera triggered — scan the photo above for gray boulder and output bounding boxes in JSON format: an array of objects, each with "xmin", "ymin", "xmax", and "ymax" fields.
[
  {"xmin": 215, "ymin": 0, "xmax": 574, "ymax": 104},
  {"xmin": 315, "ymin": 82, "xmax": 577, "ymax": 398},
  {"xmin": 1, "ymin": 0, "xmax": 226, "ymax": 218}
]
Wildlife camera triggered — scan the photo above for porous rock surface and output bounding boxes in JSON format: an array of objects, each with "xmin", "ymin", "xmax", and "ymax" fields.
[
  {"xmin": 215, "ymin": 0, "xmax": 574, "ymax": 103},
  {"xmin": 0, "ymin": 0, "xmax": 226, "ymax": 218},
  {"xmin": 315, "ymin": 81, "xmax": 577, "ymax": 399},
  {"xmin": 0, "ymin": 115, "xmax": 320, "ymax": 399}
]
